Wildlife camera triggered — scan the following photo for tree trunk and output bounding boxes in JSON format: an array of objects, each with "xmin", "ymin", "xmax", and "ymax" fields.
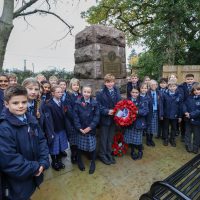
[{"xmin": 0, "ymin": 0, "xmax": 14, "ymax": 70}]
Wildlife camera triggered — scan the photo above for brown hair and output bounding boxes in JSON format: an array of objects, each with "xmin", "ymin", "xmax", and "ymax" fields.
[
  {"xmin": 104, "ymin": 74, "xmax": 115, "ymax": 82},
  {"xmin": 191, "ymin": 83, "xmax": 200, "ymax": 95},
  {"xmin": 51, "ymin": 85, "xmax": 62, "ymax": 93},
  {"xmin": 4, "ymin": 85, "xmax": 27, "ymax": 102},
  {"xmin": 185, "ymin": 74, "xmax": 194, "ymax": 78}
]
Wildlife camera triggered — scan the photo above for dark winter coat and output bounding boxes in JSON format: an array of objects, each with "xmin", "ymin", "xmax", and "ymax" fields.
[
  {"xmin": 182, "ymin": 95, "xmax": 200, "ymax": 126},
  {"xmin": 178, "ymin": 82, "xmax": 197, "ymax": 101},
  {"xmin": 96, "ymin": 86, "xmax": 121, "ymax": 126},
  {"xmin": 43, "ymin": 98, "xmax": 69, "ymax": 145},
  {"xmin": 0, "ymin": 109, "xmax": 49, "ymax": 200},
  {"xmin": 162, "ymin": 90, "xmax": 183, "ymax": 119},
  {"xmin": 129, "ymin": 95, "xmax": 149, "ymax": 130},
  {"xmin": 73, "ymin": 97, "xmax": 100, "ymax": 135},
  {"xmin": 0, "ymin": 89, "xmax": 4, "ymax": 115}
]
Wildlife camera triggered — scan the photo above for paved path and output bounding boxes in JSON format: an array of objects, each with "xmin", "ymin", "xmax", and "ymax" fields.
[{"xmin": 32, "ymin": 137, "xmax": 195, "ymax": 200}]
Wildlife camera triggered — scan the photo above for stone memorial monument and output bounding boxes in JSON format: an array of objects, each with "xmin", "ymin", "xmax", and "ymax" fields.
[{"xmin": 74, "ymin": 25, "xmax": 127, "ymax": 92}]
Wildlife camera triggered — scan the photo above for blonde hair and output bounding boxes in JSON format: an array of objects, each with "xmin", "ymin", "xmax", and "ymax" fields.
[
  {"xmin": 49, "ymin": 75, "xmax": 58, "ymax": 82},
  {"xmin": 104, "ymin": 74, "xmax": 115, "ymax": 82},
  {"xmin": 130, "ymin": 73, "xmax": 138, "ymax": 78},
  {"xmin": 68, "ymin": 78, "xmax": 80, "ymax": 93}
]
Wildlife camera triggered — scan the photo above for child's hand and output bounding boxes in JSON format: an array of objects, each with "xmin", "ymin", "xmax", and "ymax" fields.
[
  {"xmin": 35, "ymin": 166, "xmax": 44, "ymax": 176},
  {"xmin": 108, "ymin": 109, "xmax": 114, "ymax": 115},
  {"xmin": 83, "ymin": 127, "xmax": 92, "ymax": 134},
  {"xmin": 80, "ymin": 129, "xmax": 85, "ymax": 134},
  {"xmin": 185, "ymin": 112, "xmax": 190, "ymax": 118},
  {"xmin": 178, "ymin": 118, "xmax": 182, "ymax": 123}
]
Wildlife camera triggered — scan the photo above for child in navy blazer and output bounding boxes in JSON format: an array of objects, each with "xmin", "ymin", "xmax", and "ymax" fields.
[
  {"xmin": 44, "ymin": 85, "xmax": 69, "ymax": 171},
  {"xmin": 65, "ymin": 78, "xmax": 82, "ymax": 163},
  {"xmin": 162, "ymin": 81, "xmax": 183, "ymax": 147},
  {"xmin": 182, "ymin": 83, "xmax": 200, "ymax": 154},
  {"xmin": 147, "ymin": 80, "xmax": 163, "ymax": 146},
  {"xmin": 96, "ymin": 74, "xmax": 121, "ymax": 165},
  {"xmin": 127, "ymin": 73, "xmax": 141, "ymax": 98},
  {"xmin": 157, "ymin": 78, "xmax": 168, "ymax": 139},
  {"xmin": 73, "ymin": 85, "xmax": 100, "ymax": 174},
  {"xmin": 179, "ymin": 74, "xmax": 197, "ymax": 141},
  {"xmin": 124, "ymin": 83, "xmax": 149, "ymax": 160},
  {"xmin": 0, "ymin": 85, "xmax": 49, "ymax": 200}
]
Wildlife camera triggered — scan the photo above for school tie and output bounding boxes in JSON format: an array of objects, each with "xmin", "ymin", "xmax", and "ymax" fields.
[
  {"xmin": 58, "ymin": 101, "xmax": 61, "ymax": 107},
  {"xmin": 28, "ymin": 105, "xmax": 34, "ymax": 116},
  {"xmin": 22, "ymin": 117, "xmax": 27, "ymax": 124},
  {"xmin": 187, "ymin": 84, "xmax": 192, "ymax": 92},
  {"xmin": 110, "ymin": 90, "xmax": 115, "ymax": 101}
]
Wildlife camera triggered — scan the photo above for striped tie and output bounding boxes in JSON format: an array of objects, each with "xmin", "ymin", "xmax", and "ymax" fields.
[{"xmin": 110, "ymin": 90, "xmax": 115, "ymax": 100}]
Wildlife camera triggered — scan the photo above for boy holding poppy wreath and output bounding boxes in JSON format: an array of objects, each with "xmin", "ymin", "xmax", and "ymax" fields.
[{"xmin": 96, "ymin": 74, "xmax": 121, "ymax": 165}]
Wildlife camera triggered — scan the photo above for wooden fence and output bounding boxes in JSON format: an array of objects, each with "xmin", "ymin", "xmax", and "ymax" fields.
[{"xmin": 162, "ymin": 65, "xmax": 200, "ymax": 83}]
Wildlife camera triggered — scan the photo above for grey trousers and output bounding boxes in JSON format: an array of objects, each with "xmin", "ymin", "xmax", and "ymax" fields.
[
  {"xmin": 99, "ymin": 124, "xmax": 115, "ymax": 158},
  {"xmin": 185, "ymin": 122, "xmax": 200, "ymax": 151}
]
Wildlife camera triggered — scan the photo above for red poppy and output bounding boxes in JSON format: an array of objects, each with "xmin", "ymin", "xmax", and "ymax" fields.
[{"xmin": 112, "ymin": 132, "xmax": 128, "ymax": 157}]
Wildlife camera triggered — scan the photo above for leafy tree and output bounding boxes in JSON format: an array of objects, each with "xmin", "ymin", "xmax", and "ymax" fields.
[
  {"xmin": 0, "ymin": 0, "xmax": 74, "ymax": 70},
  {"xmin": 82, "ymin": 0, "xmax": 200, "ymax": 67}
]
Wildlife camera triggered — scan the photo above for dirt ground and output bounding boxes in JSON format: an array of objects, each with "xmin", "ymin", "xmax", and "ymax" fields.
[{"xmin": 32, "ymin": 137, "xmax": 195, "ymax": 200}]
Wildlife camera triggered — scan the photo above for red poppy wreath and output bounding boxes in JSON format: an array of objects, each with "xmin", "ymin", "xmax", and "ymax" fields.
[
  {"xmin": 113, "ymin": 100, "xmax": 138, "ymax": 127},
  {"xmin": 112, "ymin": 132, "xmax": 128, "ymax": 157}
]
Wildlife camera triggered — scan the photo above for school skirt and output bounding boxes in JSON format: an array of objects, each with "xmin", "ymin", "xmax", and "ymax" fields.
[
  {"xmin": 68, "ymin": 126, "xmax": 78, "ymax": 146},
  {"xmin": 49, "ymin": 130, "xmax": 68, "ymax": 155},
  {"xmin": 124, "ymin": 127, "xmax": 143, "ymax": 145},
  {"xmin": 148, "ymin": 111, "xmax": 158, "ymax": 135},
  {"xmin": 77, "ymin": 133, "xmax": 96, "ymax": 152}
]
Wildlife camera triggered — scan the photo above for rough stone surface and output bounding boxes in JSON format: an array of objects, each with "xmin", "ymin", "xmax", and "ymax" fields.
[
  {"xmin": 75, "ymin": 44, "xmax": 126, "ymax": 64},
  {"xmin": 74, "ymin": 62, "xmax": 126, "ymax": 79},
  {"xmin": 74, "ymin": 25, "xmax": 126, "ymax": 83},
  {"xmin": 75, "ymin": 25, "xmax": 125, "ymax": 49}
]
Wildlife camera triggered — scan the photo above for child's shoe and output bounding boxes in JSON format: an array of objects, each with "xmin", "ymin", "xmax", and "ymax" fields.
[
  {"xmin": 58, "ymin": 160, "xmax": 65, "ymax": 169},
  {"xmin": 163, "ymin": 140, "xmax": 168, "ymax": 146},
  {"xmin": 193, "ymin": 149, "xmax": 198, "ymax": 154},
  {"xmin": 137, "ymin": 151, "xmax": 143, "ymax": 160},
  {"xmin": 131, "ymin": 152, "xmax": 138, "ymax": 160},
  {"xmin": 186, "ymin": 146, "xmax": 192, "ymax": 153},
  {"xmin": 170, "ymin": 140, "xmax": 176, "ymax": 147},
  {"xmin": 89, "ymin": 161, "xmax": 95, "ymax": 174},
  {"xmin": 51, "ymin": 162, "xmax": 60, "ymax": 171}
]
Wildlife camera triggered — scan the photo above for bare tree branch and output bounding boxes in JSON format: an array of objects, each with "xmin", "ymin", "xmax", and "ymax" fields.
[
  {"xmin": 13, "ymin": 0, "xmax": 39, "ymax": 19},
  {"xmin": 13, "ymin": 9, "xmax": 74, "ymax": 30}
]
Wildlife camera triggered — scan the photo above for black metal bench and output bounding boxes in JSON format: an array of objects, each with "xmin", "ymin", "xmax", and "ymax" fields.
[{"xmin": 139, "ymin": 154, "xmax": 200, "ymax": 200}]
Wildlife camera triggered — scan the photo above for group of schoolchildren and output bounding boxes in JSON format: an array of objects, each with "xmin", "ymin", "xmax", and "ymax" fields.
[
  {"xmin": 0, "ymin": 72, "xmax": 199, "ymax": 200},
  {"xmin": 125, "ymin": 73, "xmax": 200, "ymax": 159}
]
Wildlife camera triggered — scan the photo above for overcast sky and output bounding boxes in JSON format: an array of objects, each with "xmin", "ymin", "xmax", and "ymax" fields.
[{"xmin": 1, "ymin": 0, "xmax": 140, "ymax": 73}]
